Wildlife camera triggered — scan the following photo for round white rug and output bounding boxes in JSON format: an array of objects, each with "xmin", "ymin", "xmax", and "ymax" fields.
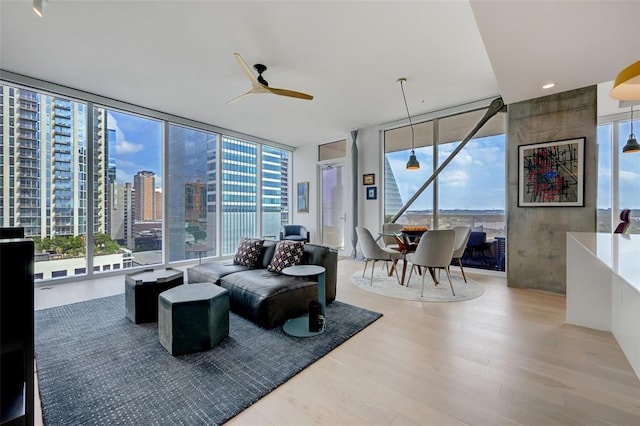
[{"xmin": 351, "ymin": 266, "xmax": 484, "ymax": 302}]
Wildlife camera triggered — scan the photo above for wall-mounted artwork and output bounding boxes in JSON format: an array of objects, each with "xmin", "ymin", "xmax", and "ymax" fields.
[
  {"xmin": 518, "ymin": 137, "xmax": 585, "ymax": 207},
  {"xmin": 366, "ymin": 186, "xmax": 377, "ymax": 200},
  {"xmin": 362, "ymin": 173, "xmax": 375, "ymax": 185},
  {"xmin": 297, "ymin": 182, "xmax": 309, "ymax": 213}
]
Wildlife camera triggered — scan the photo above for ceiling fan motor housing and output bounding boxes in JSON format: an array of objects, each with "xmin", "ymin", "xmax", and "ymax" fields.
[{"xmin": 254, "ymin": 64, "xmax": 268, "ymax": 86}]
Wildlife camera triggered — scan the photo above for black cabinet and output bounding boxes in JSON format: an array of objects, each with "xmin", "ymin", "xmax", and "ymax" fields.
[{"xmin": 1, "ymin": 238, "xmax": 34, "ymax": 426}]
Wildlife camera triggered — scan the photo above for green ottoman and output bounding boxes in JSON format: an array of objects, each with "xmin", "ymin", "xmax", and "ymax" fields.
[
  {"xmin": 158, "ymin": 283, "xmax": 229, "ymax": 356},
  {"xmin": 125, "ymin": 268, "xmax": 184, "ymax": 324}
]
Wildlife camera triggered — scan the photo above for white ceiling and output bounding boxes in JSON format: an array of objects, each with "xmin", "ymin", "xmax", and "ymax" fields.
[{"xmin": 1, "ymin": 0, "xmax": 638, "ymax": 148}]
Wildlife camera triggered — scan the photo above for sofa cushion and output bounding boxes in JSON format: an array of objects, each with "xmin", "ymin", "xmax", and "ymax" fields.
[
  {"xmin": 233, "ymin": 237, "xmax": 264, "ymax": 267},
  {"xmin": 267, "ymin": 240, "xmax": 305, "ymax": 273},
  {"xmin": 220, "ymin": 269, "xmax": 319, "ymax": 328},
  {"xmin": 187, "ymin": 261, "xmax": 248, "ymax": 285}
]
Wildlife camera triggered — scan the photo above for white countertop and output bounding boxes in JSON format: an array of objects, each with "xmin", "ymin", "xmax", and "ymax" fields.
[{"xmin": 568, "ymin": 232, "xmax": 640, "ymax": 291}]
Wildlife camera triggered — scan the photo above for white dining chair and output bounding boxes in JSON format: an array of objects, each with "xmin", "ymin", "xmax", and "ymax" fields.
[
  {"xmin": 381, "ymin": 223, "xmax": 404, "ymax": 251},
  {"xmin": 355, "ymin": 226, "xmax": 401, "ymax": 285},
  {"xmin": 406, "ymin": 229, "xmax": 456, "ymax": 296},
  {"xmin": 451, "ymin": 225, "xmax": 472, "ymax": 282}
]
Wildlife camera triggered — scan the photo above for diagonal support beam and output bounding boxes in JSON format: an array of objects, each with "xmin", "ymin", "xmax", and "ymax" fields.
[{"xmin": 390, "ymin": 97, "xmax": 505, "ymax": 223}]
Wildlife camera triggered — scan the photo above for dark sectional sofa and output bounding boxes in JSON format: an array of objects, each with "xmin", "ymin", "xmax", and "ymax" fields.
[{"xmin": 187, "ymin": 240, "xmax": 337, "ymax": 328}]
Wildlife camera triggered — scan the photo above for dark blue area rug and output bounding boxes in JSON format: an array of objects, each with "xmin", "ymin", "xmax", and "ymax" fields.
[{"xmin": 35, "ymin": 294, "xmax": 382, "ymax": 425}]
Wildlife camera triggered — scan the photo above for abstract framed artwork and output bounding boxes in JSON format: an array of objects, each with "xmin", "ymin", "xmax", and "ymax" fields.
[
  {"xmin": 518, "ymin": 137, "xmax": 585, "ymax": 207},
  {"xmin": 297, "ymin": 182, "xmax": 309, "ymax": 213},
  {"xmin": 362, "ymin": 173, "xmax": 375, "ymax": 185},
  {"xmin": 366, "ymin": 186, "xmax": 377, "ymax": 200}
]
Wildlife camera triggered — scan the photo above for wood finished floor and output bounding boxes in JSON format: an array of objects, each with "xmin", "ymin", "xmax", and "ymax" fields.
[{"xmin": 34, "ymin": 260, "xmax": 640, "ymax": 425}]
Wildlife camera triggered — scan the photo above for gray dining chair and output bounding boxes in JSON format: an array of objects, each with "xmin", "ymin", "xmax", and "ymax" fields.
[
  {"xmin": 355, "ymin": 226, "xmax": 401, "ymax": 285},
  {"xmin": 381, "ymin": 222, "xmax": 404, "ymax": 251},
  {"xmin": 451, "ymin": 225, "xmax": 472, "ymax": 282},
  {"xmin": 406, "ymin": 229, "xmax": 456, "ymax": 296}
]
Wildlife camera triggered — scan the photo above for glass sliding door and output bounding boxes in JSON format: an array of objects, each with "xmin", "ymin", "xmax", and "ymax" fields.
[
  {"xmin": 320, "ymin": 164, "xmax": 345, "ymax": 250},
  {"xmin": 168, "ymin": 124, "xmax": 217, "ymax": 262}
]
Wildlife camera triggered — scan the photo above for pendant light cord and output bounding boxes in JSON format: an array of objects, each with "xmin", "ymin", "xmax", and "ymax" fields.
[
  {"xmin": 400, "ymin": 79, "xmax": 415, "ymax": 152},
  {"xmin": 631, "ymin": 106, "xmax": 635, "ymax": 136}
]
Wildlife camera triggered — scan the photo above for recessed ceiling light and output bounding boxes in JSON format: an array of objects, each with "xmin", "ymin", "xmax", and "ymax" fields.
[{"xmin": 542, "ymin": 82, "xmax": 556, "ymax": 90}]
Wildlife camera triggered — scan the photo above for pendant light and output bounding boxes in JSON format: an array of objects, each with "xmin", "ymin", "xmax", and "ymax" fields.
[
  {"xmin": 32, "ymin": 0, "xmax": 44, "ymax": 17},
  {"xmin": 610, "ymin": 60, "xmax": 640, "ymax": 101},
  {"xmin": 622, "ymin": 105, "xmax": 640, "ymax": 153},
  {"xmin": 398, "ymin": 78, "xmax": 420, "ymax": 170}
]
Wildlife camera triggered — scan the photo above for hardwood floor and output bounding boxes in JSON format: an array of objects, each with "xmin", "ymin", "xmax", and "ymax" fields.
[{"xmin": 34, "ymin": 260, "xmax": 640, "ymax": 425}]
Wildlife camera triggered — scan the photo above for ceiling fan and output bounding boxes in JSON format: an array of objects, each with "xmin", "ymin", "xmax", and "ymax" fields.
[{"xmin": 227, "ymin": 53, "xmax": 313, "ymax": 104}]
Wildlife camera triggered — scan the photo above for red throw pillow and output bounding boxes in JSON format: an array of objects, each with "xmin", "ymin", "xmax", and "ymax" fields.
[
  {"xmin": 267, "ymin": 241, "xmax": 305, "ymax": 273},
  {"xmin": 233, "ymin": 238, "xmax": 265, "ymax": 268}
]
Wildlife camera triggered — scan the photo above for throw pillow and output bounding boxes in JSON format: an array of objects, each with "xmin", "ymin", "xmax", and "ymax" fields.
[
  {"xmin": 267, "ymin": 240, "xmax": 305, "ymax": 273},
  {"xmin": 233, "ymin": 238, "xmax": 265, "ymax": 268}
]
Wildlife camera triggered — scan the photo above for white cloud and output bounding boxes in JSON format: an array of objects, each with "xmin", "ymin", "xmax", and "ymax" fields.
[
  {"xmin": 107, "ymin": 112, "xmax": 145, "ymax": 155},
  {"xmin": 440, "ymin": 170, "xmax": 469, "ymax": 188},
  {"xmin": 116, "ymin": 139, "xmax": 144, "ymax": 155},
  {"xmin": 620, "ymin": 170, "xmax": 640, "ymax": 182}
]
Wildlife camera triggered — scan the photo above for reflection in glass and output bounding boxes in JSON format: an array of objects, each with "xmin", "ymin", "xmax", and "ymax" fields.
[{"xmin": 168, "ymin": 124, "xmax": 217, "ymax": 262}]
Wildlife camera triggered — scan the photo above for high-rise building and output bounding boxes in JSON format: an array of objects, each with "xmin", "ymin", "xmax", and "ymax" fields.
[
  {"xmin": 105, "ymin": 128, "xmax": 117, "ymax": 235},
  {"xmin": 384, "ymin": 156, "xmax": 403, "ymax": 219},
  {"xmin": 133, "ymin": 170, "xmax": 155, "ymax": 221},
  {"xmin": 154, "ymin": 188, "xmax": 162, "ymax": 220},
  {"xmin": 108, "ymin": 182, "xmax": 133, "ymax": 247},
  {"xmin": 0, "ymin": 85, "xmax": 108, "ymax": 238},
  {"xmin": 185, "ymin": 181, "xmax": 206, "ymax": 223}
]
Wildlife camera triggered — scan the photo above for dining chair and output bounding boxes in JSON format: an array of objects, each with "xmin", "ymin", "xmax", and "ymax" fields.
[
  {"xmin": 381, "ymin": 223, "xmax": 404, "ymax": 251},
  {"xmin": 614, "ymin": 209, "xmax": 631, "ymax": 234},
  {"xmin": 355, "ymin": 226, "xmax": 401, "ymax": 285},
  {"xmin": 406, "ymin": 229, "xmax": 456, "ymax": 296},
  {"xmin": 451, "ymin": 225, "xmax": 472, "ymax": 282}
]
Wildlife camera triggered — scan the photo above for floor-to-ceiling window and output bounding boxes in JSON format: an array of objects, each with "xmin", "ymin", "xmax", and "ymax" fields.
[
  {"xmin": 168, "ymin": 124, "xmax": 217, "ymax": 262},
  {"xmin": 261, "ymin": 146, "xmax": 290, "ymax": 240},
  {"xmin": 598, "ymin": 113, "xmax": 640, "ymax": 233},
  {"xmin": 597, "ymin": 123, "xmax": 613, "ymax": 232},
  {"xmin": 384, "ymin": 105, "xmax": 506, "ymax": 271},
  {"xmin": 436, "ymin": 110, "xmax": 505, "ymax": 238},
  {"xmin": 1, "ymin": 84, "xmax": 88, "ymax": 280},
  {"xmin": 384, "ymin": 120, "xmax": 434, "ymax": 227},
  {"xmin": 92, "ymin": 107, "xmax": 164, "ymax": 271},
  {"xmin": 0, "ymin": 77, "xmax": 292, "ymax": 284},
  {"xmin": 221, "ymin": 136, "xmax": 258, "ymax": 255}
]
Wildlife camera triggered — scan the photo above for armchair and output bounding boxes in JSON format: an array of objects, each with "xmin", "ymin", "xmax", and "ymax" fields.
[
  {"xmin": 614, "ymin": 209, "xmax": 631, "ymax": 234},
  {"xmin": 279, "ymin": 224, "xmax": 310, "ymax": 242}
]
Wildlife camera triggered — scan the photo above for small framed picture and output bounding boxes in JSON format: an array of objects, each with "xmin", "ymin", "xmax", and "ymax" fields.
[
  {"xmin": 362, "ymin": 173, "xmax": 375, "ymax": 186},
  {"xmin": 297, "ymin": 181, "xmax": 309, "ymax": 213},
  {"xmin": 366, "ymin": 186, "xmax": 377, "ymax": 200}
]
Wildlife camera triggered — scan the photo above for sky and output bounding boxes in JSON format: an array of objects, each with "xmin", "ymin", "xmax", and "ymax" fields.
[
  {"xmin": 387, "ymin": 135, "xmax": 506, "ymax": 211},
  {"xmin": 104, "ymin": 111, "xmax": 639, "ymax": 210},
  {"xmin": 598, "ymin": 122, "xmax": 640, "ymax": 209},
  {"xmin": 108, "ymin": 110, "xmax": 163, "ymax": 187}
]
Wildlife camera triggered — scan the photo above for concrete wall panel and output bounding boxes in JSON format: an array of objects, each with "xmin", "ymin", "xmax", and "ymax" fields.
[{"xmin": 507, "ymin": 86, "xmax": 597, "ymax": 293}]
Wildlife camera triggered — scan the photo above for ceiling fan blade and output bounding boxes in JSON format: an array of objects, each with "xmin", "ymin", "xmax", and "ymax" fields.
[
  {"xmin": 267, "ymin": 87, "xmax": 314, "ymax": 101},
  {"xmin": 226, "ymin": 86, "xmax": 271, "ymax": 104},
  {"xmin": 233, "ymin": 52, "xmax": 262, "ymax": 88},
  {"xmin": 226, "ymin": 90, "xmax": 254, "ymax": 104}
]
